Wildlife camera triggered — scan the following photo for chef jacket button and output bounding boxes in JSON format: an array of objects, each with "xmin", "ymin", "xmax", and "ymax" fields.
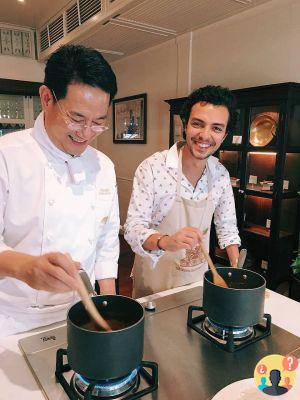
[
  {"xmin": 91, "ymin": 204, "xmax": 95, "ymax": 210},
  {"xmin": 88, "ymin": 238, "xmax": 93, "ymax": 244},
  {"xmin": 48, "ymin": 199, "xmax": 55, "ymax": 206}
]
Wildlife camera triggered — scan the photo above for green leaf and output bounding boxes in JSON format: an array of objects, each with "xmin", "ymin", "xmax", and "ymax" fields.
[{"xmin": 291, "ymin": 255, "xmax": 300, "ymax": 267}]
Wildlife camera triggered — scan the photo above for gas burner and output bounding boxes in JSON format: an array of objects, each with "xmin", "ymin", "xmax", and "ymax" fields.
[
  {"xmin": 187, "ymin": 306, "xmax": 271, "ymax": 353},
  {"xmin": 203, "ymin": 318, "xmax": 254, "ymax": 341},
  {"xmin": 55, "ymin": 348, "xmax": 158, "ymax": 400},
  {"xmin": 71, "ymin": 368, "xmax": 139, "ymax": 399}
]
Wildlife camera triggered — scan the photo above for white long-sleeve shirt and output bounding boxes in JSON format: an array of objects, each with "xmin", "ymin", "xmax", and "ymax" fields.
[
  {"xmin": 0, "ymin": 113, "xmax": 119, "ymax": 332},
  {"xmin": 124, "ymin": 142, "xmax": 240, "ymax": 265}
]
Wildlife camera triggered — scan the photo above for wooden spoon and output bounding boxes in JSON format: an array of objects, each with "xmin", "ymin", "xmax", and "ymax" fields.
[
  {"xmin": 75, "ymin": 273, "xmax": 112, "ymax": 332},
  {"xmin": 65, "ymin": 253, "xmax": 112, "ymax": 331},
  {"xmin": 198, "ymin": 241, "xmax": 229, "ymax": 288}
]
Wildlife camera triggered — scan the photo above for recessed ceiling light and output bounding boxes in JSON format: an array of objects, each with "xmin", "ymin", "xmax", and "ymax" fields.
[{"xmin": 18, "ymin": 0, "xmax": 25, "ymax": 3}]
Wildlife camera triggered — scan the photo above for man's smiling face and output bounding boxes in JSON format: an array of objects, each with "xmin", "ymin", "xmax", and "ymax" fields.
[
  {"xmin": 43, "ymin": 82, "xmax": 110, "ymax": 156},
  {"xmin": 185, "ymin": 102, "xmax": 229, "ymax": 160}
]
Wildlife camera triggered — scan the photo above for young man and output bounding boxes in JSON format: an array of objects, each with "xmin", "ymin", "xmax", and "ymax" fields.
[
  {"xmin": 0, "ymin": 45, "xmax": 119, "ymax": 335},
  {"xmin": 125, "ymin": 85, "xmax": 241, "ymax": 298}
]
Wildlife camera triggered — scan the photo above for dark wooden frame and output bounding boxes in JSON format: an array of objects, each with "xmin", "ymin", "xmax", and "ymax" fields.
[
  {"xmin": 113, "ymin": 93, "xmax": 147, "ymax": 144},
  {"xmin": 0, "ymin": 78, "xmax": 41, "ymax": 96}
]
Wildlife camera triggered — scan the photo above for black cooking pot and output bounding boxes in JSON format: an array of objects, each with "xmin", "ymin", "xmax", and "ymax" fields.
[
  {"xmin": 67, "ymin": 295, "xmax": 144, "ymax": 380},
  {"xmin": 203, "ymin": 267, "xmax": 266, "ymax": 327}
]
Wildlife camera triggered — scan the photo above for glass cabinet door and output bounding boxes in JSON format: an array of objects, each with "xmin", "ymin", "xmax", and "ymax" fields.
[
  {"xmin": 219, "ymin": 150, "xmax": 242, "ymax": 189},
  {"xmin": 33, "ymin": 96, "xmax": 42, "ymax": 121},
  {"xmin": 243, "ymin": 195, "xmax": 272, "ymax": 237},
  {"xmin": 173, "ymin": 114, "xmax": 184, "ymax": 143},
  {"xmin": 246, "ymin": 151, "xmax": 276, "ymax": 193},
  {"xmin": 0, "ymin": 94, "xmax": 25, "ymax": 135},
  {"xmin": 223, "ymin": 108, "xmax": 245, "ymax": 147},
  {"xmin": 279, "ymin": 198, "xmax": 299, "ymax": 238},
  {"xmin": 288, "ymin": 104, "xmax": 300, "ymax": 147},
  {"xmin": 283, "ymin": 153, "xmax": 300, "ymax": 194}
]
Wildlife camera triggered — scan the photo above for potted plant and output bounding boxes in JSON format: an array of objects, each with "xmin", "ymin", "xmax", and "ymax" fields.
[
  {"xmin": 289, "ymin": 251, "xmax": 300, "ymax": 301},
  {"xmin": 290, "ymin": 251, "xmax": 300, "ymax": 276}
]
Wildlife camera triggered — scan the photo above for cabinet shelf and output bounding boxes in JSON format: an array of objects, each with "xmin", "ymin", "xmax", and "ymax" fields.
[
  {"xmin": 243, "ymin": 223, "xmax": 292, "ymax": 239},
  {"xmin": 221, "ymin": 145, "xmax": 243, "ymax": 151},
  {"xmin": 0, "ymin": 118, "xmax": 25, "ymax": 124},
  {"xmin": 286, "ymin": 147, "xmax": 300, "ymax": 153},
  {"xmin": 245, "ymin": 146, "xmax": 278, "ymax": 152},
  {"xmin": 244, "ymin": 189, "xmax": 274, "ymax": 198}
]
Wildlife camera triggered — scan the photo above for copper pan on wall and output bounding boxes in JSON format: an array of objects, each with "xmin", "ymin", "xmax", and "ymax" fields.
[{"xmin": 249, "ymin": 111, "xmax": 279, "ymax": 147}]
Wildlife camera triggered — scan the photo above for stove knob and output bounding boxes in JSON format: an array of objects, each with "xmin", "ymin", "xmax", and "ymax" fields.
[{"xmin": 145, "ymin": 301, "xmax": 156, "ymax": 312}]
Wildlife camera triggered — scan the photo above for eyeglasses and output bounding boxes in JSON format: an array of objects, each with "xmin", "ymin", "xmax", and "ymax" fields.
[{"xmin": 52, "ymin": 90, "xmax": 109, "ymax": 134}]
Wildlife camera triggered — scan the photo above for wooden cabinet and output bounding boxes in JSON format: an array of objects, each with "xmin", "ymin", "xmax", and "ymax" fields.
[{"xmin": 165, "ymin": 83, "xmax": 300, "ymax": 290}]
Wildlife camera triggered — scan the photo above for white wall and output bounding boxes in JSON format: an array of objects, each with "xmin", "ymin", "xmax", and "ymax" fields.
[
  {"xmin": 97, "ymin": 0, "xmax": 300, "ymax": 224},
  {"xmin": 191, "ymin": 0, "xmax": 300, "ymax": 89},
  {"xmin": 98, "ymin": 33, "xmax": 191, "ymax": 223},
  {"xmin": 0, "ymin": 55, "xmax": 44, "ymax": 82}
]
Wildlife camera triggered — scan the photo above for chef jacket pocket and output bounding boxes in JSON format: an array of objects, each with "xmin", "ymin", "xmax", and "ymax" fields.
[{"xmin": 36, "ymin": 290, "xmax": 75, "ymax": 307}]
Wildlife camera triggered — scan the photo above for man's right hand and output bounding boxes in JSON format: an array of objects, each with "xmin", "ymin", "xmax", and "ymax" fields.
[
  {"xmin": 1, "ymin": 251, "xmax": 80, "ymax": 293},
  {"xmin": 158, "ymin": 227, "xmax": 204, "ymax": 252}
]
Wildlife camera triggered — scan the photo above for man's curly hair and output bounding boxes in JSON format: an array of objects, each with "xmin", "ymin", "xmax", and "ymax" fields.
[{"xmin": 180, "ymin": 85, "xmax": 238, "ymax": 135}]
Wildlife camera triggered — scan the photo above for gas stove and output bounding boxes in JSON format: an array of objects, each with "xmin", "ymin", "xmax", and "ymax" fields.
[
  {"xmin": 187, "ymin": 305, "xmax": 271, "ymax": 352},
  {"xmin": 19, "ymin": 286, "xmax": 300, "ymax": 400},
  {"xmin": 55, "ymin": 347, "xmax": 158, "ymax": 399}
]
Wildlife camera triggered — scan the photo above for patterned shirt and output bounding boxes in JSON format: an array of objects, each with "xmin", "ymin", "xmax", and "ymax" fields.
[{"xmin": 124, "ymin": 142, "xmax": 240, "ymax": 265}]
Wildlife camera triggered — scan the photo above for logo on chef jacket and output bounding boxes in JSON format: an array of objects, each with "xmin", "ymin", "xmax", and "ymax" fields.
[{"xmin": 254, "ymin": 354, "xmax": 298, "ymax": 396}]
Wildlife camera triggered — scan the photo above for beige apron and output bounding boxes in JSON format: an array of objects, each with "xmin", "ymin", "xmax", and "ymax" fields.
[{"xmin": 132, "ymin": 149, "xmax": 215, "ymax": 298}]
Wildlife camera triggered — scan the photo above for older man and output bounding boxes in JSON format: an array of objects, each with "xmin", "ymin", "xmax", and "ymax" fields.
[{"xmin": 0, "ymin": 45, "xmax": 119, "ymax": 335}]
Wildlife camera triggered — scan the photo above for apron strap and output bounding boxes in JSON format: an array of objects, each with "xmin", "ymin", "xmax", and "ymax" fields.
[
  {"xmin": 176, "ymin": 147, "xmax": 215, "ymax": 229},
  {"xmin": 176, "ymin": 148, "xmax": 183, "ymax": 197}
]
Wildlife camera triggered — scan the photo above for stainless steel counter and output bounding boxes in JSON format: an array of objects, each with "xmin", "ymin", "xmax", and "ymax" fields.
[{"xmin": 19, "ymin": 286, "xmax": 300, "ymax": 400}]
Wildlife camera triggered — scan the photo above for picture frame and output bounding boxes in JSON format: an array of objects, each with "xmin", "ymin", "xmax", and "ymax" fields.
[{"xmin": 113, "ymin": 93, "xmax": 147, "ymax": 144}]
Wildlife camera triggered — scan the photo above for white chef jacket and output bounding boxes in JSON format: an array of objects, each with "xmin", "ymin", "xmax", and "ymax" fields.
[
  {"xmin": 124, "ymin": 142, "xmax": 240, "ymax": 267},
  {"xmin": 0, "ymin": 113, "xmax": 119, "ymax": 335}
]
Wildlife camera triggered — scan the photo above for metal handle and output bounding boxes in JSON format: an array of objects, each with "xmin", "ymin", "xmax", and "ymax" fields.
[
  {"xmin": 237, "ymin": 249, "xmax": 247, "ymax": 269},
  {"xmin": 78, "ymin": 269, "xmax": 97, "ymax": 296}
]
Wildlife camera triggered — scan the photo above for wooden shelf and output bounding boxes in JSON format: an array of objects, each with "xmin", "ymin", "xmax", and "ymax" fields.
[
  {"xmin": 0, "ymin": 118, "xmax": 25, "ymax": 124},
  {"xmin": 244, "ymin": 224, "xmax": 270, "ymax": 237},
  {"xmin": 243, "ymin": 223, "xmax": 292, "ymax": 239}
]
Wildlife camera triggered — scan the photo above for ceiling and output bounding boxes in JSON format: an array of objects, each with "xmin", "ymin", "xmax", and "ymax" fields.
[
  {"xmin": 1, "ymin": 0, "xmax": 273, "ymax": 62},
  {"xmin": 0, "ymin": 0, "xmax": 71, "ymax": 28}
]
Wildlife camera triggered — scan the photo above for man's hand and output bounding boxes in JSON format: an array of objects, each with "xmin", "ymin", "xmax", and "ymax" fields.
[
  {"xmin": 14, "ymin": 252, "xmax": 80, "ymax": 293},
  {"xmin": 159, "ymin": 227, "xmax": 204, "ymax": 252}
]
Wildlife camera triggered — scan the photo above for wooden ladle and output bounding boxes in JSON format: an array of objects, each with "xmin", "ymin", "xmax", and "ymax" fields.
[
  {"xmin": 75, "ymin": 273, "xmax": 112, "ymax": 331},
  {"xmin": 65, "ymin": 253, "xmax": 112, "ymax": 331},
  {"xmin": 198, "ymin": 241, "xmax": 229, "ymax": 288}
]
